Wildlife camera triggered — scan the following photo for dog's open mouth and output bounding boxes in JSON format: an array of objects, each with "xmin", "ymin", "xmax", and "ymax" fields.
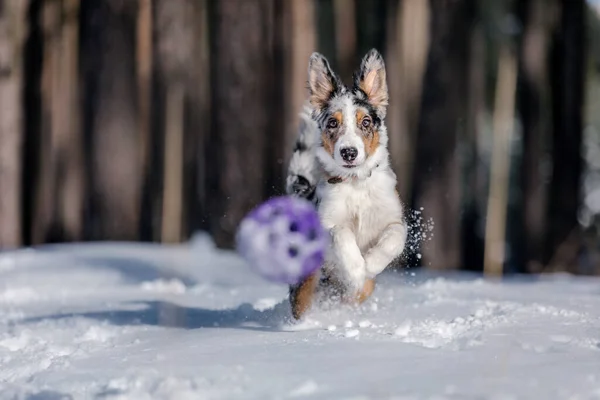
[{"xmin": 343, "ymin": 165, "xmax": 356, "ymax": 169}]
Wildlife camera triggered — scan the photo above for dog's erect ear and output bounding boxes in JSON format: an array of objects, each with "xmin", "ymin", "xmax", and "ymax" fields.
[
  {"xmin": 355, "ymin": 49, "xmax": 388, "ymax": 117},
  {"xmin": 308, "ymin": 52, "xmax": 338, "ymax": 111}
]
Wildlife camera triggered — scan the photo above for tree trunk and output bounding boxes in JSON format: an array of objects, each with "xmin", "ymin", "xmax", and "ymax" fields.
[
  {"xmin": 461, "ymin": 19, "xmax": 486, "ymax": 271},
  {"xmin": 137, "ymin": 0, "xmax": 152, "ymax": 209},
  {"xmin": 281, "ymin": 0, "xmax": 316, "ymax": 179},
  {"xmin": 483, "ymin": 46, "xmax": 518, "ymax": 277},
  {"xmin": 82, "ymin": 0, "xmax": 140, "ymax": 240},
  {"xmin": 411, "ymin": 0, "xmax": 475, "ymax": 270},
  {"xmin": 385, "ymin": 0, "xmax": 430, "ymax": 200},
  {"xmin": 0, "ymin": 0, "xmax": 28, "ymax": 248},
  {"xmin": 34, "ymin": 0, "xmax": 59, "ymax": 244},
  {"xmin": 184, "ymin": 0, "xmax": 210, "ymax": 236},
  {"xmin": 22, "ymin": 0, "xmax": 43, "ymax": 246},
  {"xmin": 355, "ymin": 0, "xmax": 388, "ymax": 59},
  {"xmin": 155, "ymin": 0, "xmax": 196, "ymax": 243},
  {"xmin": 264, "ymin": 0, "xmax": 283, "ymax": 198},
  {"xmin": 208, "ymin": 0, "xmax": 275, "ymax": 248},
  {"xmin": 333, "ymin": 0, "xmax": 355, "ymax": 83},
  {"xmin": 516, "ymin": 0, "xmax": 556, "ymax": 273},
  {"xmin": 315, "ymin": 0, "xmax": 336, "ymax": 69},
  {"xmin": 546, "ymin": 0, "xmax": 586, "ymax": 270},
  {"xmin": 161, "ymin": 82, "xmax": 185, "ymax": 243},
  {"xmin": 136, "ymin": 0, "xmax": 156, "ymax": 241},
  {"xmin": 33, "ymin": 0, "xmax": 83, "ymax": 244}
]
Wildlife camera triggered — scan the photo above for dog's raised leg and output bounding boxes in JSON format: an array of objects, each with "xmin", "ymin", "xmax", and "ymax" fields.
[
  {"xmin": 289, "ymin": 273, "xmax": 319, "ymax": 320},
  {"xmin": 329, "ymin": 225, "xmax": 366, "ymax": 289},
  {"xmin": 364, "ymin": 222, "xmax": 407, "ymax": 278}
]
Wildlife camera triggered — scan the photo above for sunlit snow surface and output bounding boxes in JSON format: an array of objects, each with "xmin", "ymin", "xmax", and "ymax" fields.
[{"xmin": 0, "ymin": 233, "xmax": 599, "ymax": 399}]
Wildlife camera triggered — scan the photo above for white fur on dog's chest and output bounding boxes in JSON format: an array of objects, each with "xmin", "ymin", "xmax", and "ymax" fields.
[{"xmin": 318, "ymin": 170, "xmax": 403, "ymax": 253}]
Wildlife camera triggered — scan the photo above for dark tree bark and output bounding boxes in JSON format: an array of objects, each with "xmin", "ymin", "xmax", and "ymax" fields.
[
  {"xmin": 546, "ymin": 0, "xmax": 586, "ymax": 269},
  {"xmin": 333, "ymin": 0, "xmax": 356, "ymax": 83},
  {"xmin": 461, "ymin": 19, "xmax": 486, "ymax": 271},
  {"xmin": 315, "ymin": 0, "xmax": 336, "ymax": 69},
  {"xmin": 155, "ymin": 0, "xmax": 196, "ymax": 243},
  {"xmin": 515, "ymin": 0, "xmax": 555, "ymax": 273},
  {"xmin": 32, "ymin": 0, "xmax": 84, "ymax": 244},
  {"xmin": 280, "ymin": 0, "xmax": 316, "ymax": 183},
  {"xmin": 384, "ymin": 0, "xmax": 430, "ymax": 271},
  {"xmin": 81, "ymin": 0, "xmax": 141, "ymax": 240},
  {"xmin": 483, "ymin": 45, "xmax": 518, "ymax": 276},
  {"xmin": 411, "ymin": 0, "xmax": 475, "ymax": 270},
  {"xmin": 208, "ymin": 0, "xmax": 275, "ymax": 248},
  {"xmin": 184, "ymin": 0, "xmax": 210, "ymax": 236},
  {"xmin": 385, "ymin": 0, "xmax": 429, "ymax": 200},
  {"xmin": 355, "ymin": 0, "xmax": 388, "ymax": 60},
  {"xmin": 265, "ymin": 0, "xmax": 283, "ymax": 198},
  {"xmin": 22, "ymin": 0, "xmax": 43, "ymax": 246},
  {"xmin": 136, "ymin": 0, "xmax": 153, "ymax": 240},
  {"xmin": 0, "ymin": 0, "xmax": 28, "ymax": 248}
]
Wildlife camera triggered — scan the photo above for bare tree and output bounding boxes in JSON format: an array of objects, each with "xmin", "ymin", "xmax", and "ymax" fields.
[
  {"xmin": 461, "ymin": 16, "xmax": 486, "ymax": 271},
  {"xmin": 137, "ymin": 0, "xmax": 152, "ymax": 206},
  {"xmin": 155, "ymin": 0, "xmax": 196, "ymax": 243},
  {"xmin": 281, "ymin": 0, "xmax": 316, "ymax": 175},
  {"xmin": 484, "ymin": 45, "xmax": 518, "ymax": 277},
  {"xmin": 412, "ymin": 0, "xmax": 475, "ymax": 270},
  {"xmin": 0, "ymin": 0, "xmax": 28, "ymax": 248},
  {"xmin": 546, "ymin": 0, "xmax": 586, "ymax": 271},
  {"xmin": 208, "ymin": 0, "xmax": 275, "ymax": 248},
  {"xmin": 136, "ymin": 0, "xmax": 157, "ymax": 241},
  {"xmin": 356, "ymin": 0, "xmax": 388, "ymax": 59},
  {"xmin": 516, "ymin": 0, "xmax": 557, "ymax": 273},
  {"xmin": 184, "ymin": 0, "xmax": 210, "ymax": 236},
  {"xmin": 333, "ymin": 0, "xmax": 356, "ymax": 83},
  {"xmin": 32, "ymin": 0, "xmax": 83, "ymax": 244},
  {"xmin": 385, "ymin": 0, "xmax": 430, "ymax": 200},
  {"xmin": 81, "ymin": 0, "xmax": 141, "ymax": 240}
]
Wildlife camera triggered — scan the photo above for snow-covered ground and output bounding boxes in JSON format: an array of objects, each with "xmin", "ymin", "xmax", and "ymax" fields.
[{"xmin": 0, "ymin": 233, "xmax": 599, "ymax": 399}]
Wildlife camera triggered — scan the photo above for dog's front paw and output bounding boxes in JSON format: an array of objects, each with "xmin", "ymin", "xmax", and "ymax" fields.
[
  {"xmin": 364, "ymin": 254, "xmax": 382, "ymax": 278},
  {"xmin": 364, "ymin": 223, "xmax": 406, "ymax": 278},
  {"xmin": 329, "ymin": 225, "xmax": 366, "ymax": 290},
  {"xmin": 288, "ymin": 175, "xmax": 316, "ymax": 200},
  {"xmin": 344, "ymin": 260, "xmax": 366, "ymax": 291}
]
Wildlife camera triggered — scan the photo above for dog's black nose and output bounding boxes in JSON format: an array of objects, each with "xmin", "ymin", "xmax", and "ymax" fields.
[{"xmin": 340, "ymin": 147, "xmax": 358, "ymax": 162}]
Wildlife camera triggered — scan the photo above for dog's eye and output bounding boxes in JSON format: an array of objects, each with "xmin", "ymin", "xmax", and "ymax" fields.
[
  {"xmin": 327, "ymin": 118, "xmax": 338, "ymax": 129},
  {"xmin": 362, "ymin": 117, "xmax": 371, "ymax": 128}
]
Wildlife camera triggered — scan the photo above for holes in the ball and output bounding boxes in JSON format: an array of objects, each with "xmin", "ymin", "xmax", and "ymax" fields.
[
  {"xmin": 288, "ymin": 246, "xmax": 299, "ymax": 258},
  {"xmin": 289, "ymin": 222, "xmax": 299, "ymax": 233},
  {"xmin": 308, "ymin": 228, "xmax": 317, "ymax": 241}
]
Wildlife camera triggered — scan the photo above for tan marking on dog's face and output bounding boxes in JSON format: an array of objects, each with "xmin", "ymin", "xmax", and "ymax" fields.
[
  {"xmin": 356, "ymin": 109, "xmax": 379, "ymax": 157},
  {"xmin": 365, "ymin": 130, "xmax": 380, "ymax": 156},
  {"xmin": 355, "ymin": 110, "xmax": 366, "ymax": 124},
  {"xmin": 321, "ymin": 133, "xmax": 335, "ymax": 156},
  {"xmin": 321, "ymin": 111, "xmax": 343, "ymax": 156}
]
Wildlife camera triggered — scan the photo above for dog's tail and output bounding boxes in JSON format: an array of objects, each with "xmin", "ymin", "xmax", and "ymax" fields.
[{"xmin": 285, "ymin": 103, "xmax": 321, "ymax": 203}]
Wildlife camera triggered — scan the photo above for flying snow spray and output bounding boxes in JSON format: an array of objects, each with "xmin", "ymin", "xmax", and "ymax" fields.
[{"xmin": 235, "ymin": 196, "xmax": 328, "ymax": 285}]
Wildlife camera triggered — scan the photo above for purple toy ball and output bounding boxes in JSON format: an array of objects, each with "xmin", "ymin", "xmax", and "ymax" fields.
[{"xmin": 235, "ymin": 196, "xmax": 328, "ymax": 285}]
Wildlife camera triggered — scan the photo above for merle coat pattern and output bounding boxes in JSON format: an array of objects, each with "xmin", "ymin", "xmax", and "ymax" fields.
[{"xmin": 286, "ymin": 49, "xmax": 407, "ymax": 320}]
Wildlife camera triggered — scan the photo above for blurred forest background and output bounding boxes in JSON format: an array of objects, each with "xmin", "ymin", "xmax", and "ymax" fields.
[{"xmin": 0, "ymin": 0, "xmax": 599, "ymax": 276}]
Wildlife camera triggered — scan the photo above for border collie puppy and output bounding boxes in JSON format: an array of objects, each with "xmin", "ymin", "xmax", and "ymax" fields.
[{"xmin": 286, "ymin": 49, "xmax": 407, "ymax": 319}]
